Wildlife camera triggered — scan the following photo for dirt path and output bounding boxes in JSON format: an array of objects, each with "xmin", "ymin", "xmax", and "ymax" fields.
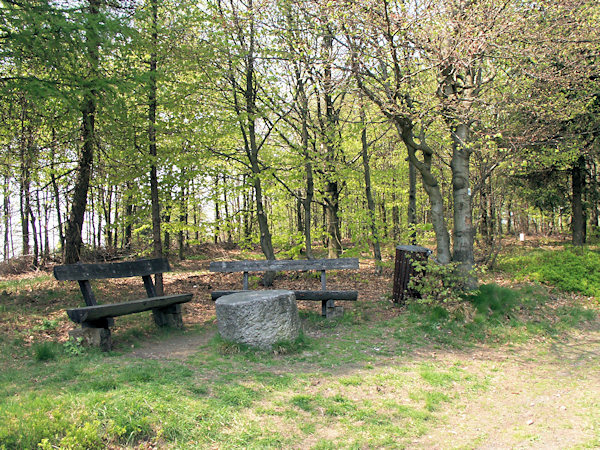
[
  {"xmin": 412, "ymin": 329, "xmax": 600, "ymax": 449},
  {"xmin": 127, "ymin": 327, "xmax": 216, "ymax": 360}
]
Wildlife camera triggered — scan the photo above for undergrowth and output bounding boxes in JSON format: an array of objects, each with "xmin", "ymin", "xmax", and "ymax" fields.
[{"xmin": 497, "ymin": 246, "xmax": 600, "ymax": 298}]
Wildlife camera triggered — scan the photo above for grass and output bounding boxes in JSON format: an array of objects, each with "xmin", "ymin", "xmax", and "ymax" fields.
[{"xmin": 0, "ymin": 258, "xmax": 598, "ymax": 448}]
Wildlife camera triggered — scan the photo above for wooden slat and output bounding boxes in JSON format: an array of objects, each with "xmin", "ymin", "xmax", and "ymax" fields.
[
  {"xmin": 54, "ymin": 258, "xmax": 171, "ymax": 281},
  {"xmin": 78, "ymin": 280, "xmax": 97, "ymax": 306},
  {"xmin": 209, "ymin": 258, "xmax": 359, "ymax": 273},
  {"xmin": 66, "ymin": 293, "xmax": 193, "ymax": 324},
  {"xmin": 211, "ymin": 290, "xmax": 358, "ymax": 301}
]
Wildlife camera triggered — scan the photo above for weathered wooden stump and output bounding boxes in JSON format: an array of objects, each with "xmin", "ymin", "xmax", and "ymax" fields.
[{"xmin": 215, "ymin": 290, "xmax": 300, "ymax": 350}]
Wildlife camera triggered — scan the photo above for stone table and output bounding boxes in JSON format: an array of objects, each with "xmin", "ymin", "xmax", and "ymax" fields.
[{"xmin": 215, "ymin": 290, "xmax": 300, "ymax": 350}]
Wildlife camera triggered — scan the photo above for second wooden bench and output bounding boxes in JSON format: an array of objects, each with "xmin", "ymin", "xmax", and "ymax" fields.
[{"xmin": 209, "ymin": 258, "xmax": 359, "ymax": 318}]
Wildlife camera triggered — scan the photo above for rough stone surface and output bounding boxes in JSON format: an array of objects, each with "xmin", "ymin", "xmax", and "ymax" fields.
[
  {"xmin": 326, "ymin": 305, "xmax": 344, "ymax": 319},
  {"xmin": 216, "ymin": 290, "xmax": 300, "ymax": 349},
  {"xmin": 69, "ymin": 327, "xmax": 112, "ymax": 351}
]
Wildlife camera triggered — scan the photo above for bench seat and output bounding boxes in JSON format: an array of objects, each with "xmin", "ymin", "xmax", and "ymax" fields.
[
  {"xmin": 67, "ymin": 293, "xmax": 193, "ymax": 324},
  {"xmin": 211, "ymin": 290, "xmax": 358, "ymax": 302}
]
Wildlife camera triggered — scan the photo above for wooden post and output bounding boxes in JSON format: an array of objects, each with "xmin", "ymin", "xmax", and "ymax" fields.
[{"xmin": 77, "ymin": 280, "xmax": 97, "ymax": 306}]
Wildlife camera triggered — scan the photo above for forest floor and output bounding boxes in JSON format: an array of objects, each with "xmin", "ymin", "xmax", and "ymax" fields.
[{"xmin": 0, "ymin": 241, "xmax": 599, "ymax": 448}]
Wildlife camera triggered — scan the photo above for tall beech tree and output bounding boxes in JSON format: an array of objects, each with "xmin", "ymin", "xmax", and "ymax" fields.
[{"xmin": 344, "ymin": 0, "xmax": 515, "ymax": 284}]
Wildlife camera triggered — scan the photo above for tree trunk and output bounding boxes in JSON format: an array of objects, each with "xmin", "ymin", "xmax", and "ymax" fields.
[
  {"xmin": 123, "ymin": 182, "xmax": 133, "ymax": 249},
  {"xmin": 3, "ymin": 177, "xmax": 10, "ymax": 260},
  {"xmin": 360, "ymin": 101, "xmax": 382, "ymax": 273},
  {"xmin": 64, "ymin": 0, "xmax": 99, "ymax": 264},
  {"xmin": 29, "ymin": 195, "xmax": 38, "ymax": 268},
  {"xmin": 399, "ymin": 122, "xmax": 451, "ymax": 264},
  {"xmin": 179, "ymin": 181, "xmax": 187, "ymax": 260},
  {"xmin": 148, "ymin": 0, "xmax": 163, "ymax": 294},
  {"xmin": 450, "ymin": 123, "xmax": 475, "ymax": 287},
  {"xmin": 50, "ymin": 132, "xmax": 64, "ymax": 252},
  {"xmin": 408, "ymin": 159, "xmax": 417, "ymax": 244},
  {"xmin": 572, "ymin": 154, "xmax": 586, "ymax": 246},
  {"xmin": 325, "ymin": 181, "xmax": 342, "ymax": 258}
]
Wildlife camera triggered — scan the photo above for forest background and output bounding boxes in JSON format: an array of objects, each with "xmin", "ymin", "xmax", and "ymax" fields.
[{"xmin": 0, "ymin": 0, "xmax": 599, "ymax": 283}]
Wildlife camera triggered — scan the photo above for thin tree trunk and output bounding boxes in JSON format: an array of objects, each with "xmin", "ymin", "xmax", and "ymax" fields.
[
  {"xmin": 360, "ymin": 100, "xmax": 382, "ymax": 273},
  {"xmin": 50, "ymin": 130, "xmax": 64, "ymax": 252},
  {"xmin": 179, "ymin": 181, "xmax": 186, "ymax": 260},
  {"xmin": 148, "ymin": 0, "xmax": 163, "ymax": 294},
  {"xmin": 29, "ymin": 190, "xmax": 38, "ymax": 268},
  {"xmin": 3, "ymin": 176, "xmax": 10, "ymax": 261},
  {"xmin": 214, "ymin": 175, "xmax": 220, "ymax": 244},
  {"xmin": 408, "ymin": 159, "xmax": 417, "ymax": 244},
  {"xmin": 572, "ymin": 154, "xmax": 586, "ymax": 246},
  {"xmin": 222, "ymin": 175, "xmax": 232, "ymax": 243},
  {"xmin": 123, "ymin": 182, "xmax": 133, "ymax": 249}
]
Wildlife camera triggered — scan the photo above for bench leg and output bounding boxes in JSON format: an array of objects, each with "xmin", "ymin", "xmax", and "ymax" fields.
[
  {"xmin": 153, "ymin": 303, "xmax": 183, "ymax": 328},
  {"xmin": 70, "ymin": 319, "xmax": 113, "ymax": 352},
  {"xmin": 321, "ymin": 300, "xmax": 344, "ymax": 319}
]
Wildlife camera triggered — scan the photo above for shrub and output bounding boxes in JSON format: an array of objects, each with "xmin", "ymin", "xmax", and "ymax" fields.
[
  {"xmin": 408, "ymin": 259, "xmax": 473, "ymax": 304},
  {"xmin": 498, "ymin": 247, "xmax": 600, "ymax": 298}
]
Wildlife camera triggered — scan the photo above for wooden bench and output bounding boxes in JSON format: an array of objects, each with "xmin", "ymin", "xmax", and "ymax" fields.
[
  {"xmin": 54, "ymin": 258, "xmax": 193, "ymax": 351},
  {"xmin": 209, "ymin": 258, "xmax": 359, "ymax": 318}
]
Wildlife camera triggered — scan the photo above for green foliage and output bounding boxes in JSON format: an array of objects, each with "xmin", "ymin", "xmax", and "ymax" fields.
[
  {"xmin": 63, "ymin": 338, "xmax": 85, "ymax": 356},
  {"xmin": 408, "ymin": 260, "xmax": 471, "ymax": 304},
  {"xmin": 498, "ymin": 247, "xmax": 600, "ymax": 298}
]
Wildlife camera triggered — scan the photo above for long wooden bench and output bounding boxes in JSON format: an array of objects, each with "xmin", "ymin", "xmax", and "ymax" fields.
[
  {"xmin": 54, "ymin": 258, "xmax": 193, "ymax": 351},
  {"xmin": 209, "ymin": 258, "xmax": 359, "ymax": 318}
]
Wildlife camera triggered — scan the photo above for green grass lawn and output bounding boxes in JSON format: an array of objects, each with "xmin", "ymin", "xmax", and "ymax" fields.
[{"xmin": 1, "ymin": 272, "xmax": 598, "ymax": 448}]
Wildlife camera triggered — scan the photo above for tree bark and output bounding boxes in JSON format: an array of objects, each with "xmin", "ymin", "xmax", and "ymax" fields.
[
  {"xmin": 572, "ymin": 154, "xmax": 586, "ymax": 246},
  {"xmin": 360, "ymin": 101, "xmax": 382, "ymax": 273},
  {"xmin": 148, "ymin": 0, "xmax": 163, "ymax": 294},
  {"xmin": 408, "ymin": 159, "xmax": 417, "ymax": 244},
  {"xmin": 450, "ymin": 123, "xmax": 475, "ymax": 286},
  {"xmin": 3, "ymin": 177, "xmax": 10, "ymax": 260},
  {"xmin": 64, "ymin": 0, "xmax": 99, "ymax": 264}
]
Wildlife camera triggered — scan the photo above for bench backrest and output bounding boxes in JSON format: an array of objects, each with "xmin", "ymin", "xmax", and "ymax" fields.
[
  {"xmin": 209, "ymin": 258, "xmax": 359, "ymax": 273},
  {"xmin": 54, "ymin": 258, "xmax": 172, "ymax": 307},
  {"xmin": 54, "ymin": 258, "xmax": 171, "ymax": 281}
]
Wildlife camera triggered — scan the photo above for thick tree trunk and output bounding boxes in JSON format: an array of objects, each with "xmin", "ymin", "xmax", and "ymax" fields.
[
  {"xmin": 450, "ymin": 124, "xmax": 475, "ymax": 287},
  {"xmin": 64, "ymin": 0, "xmax": 99, "ymax": 264},
  {"xmin": 399, "ymin": 123, "xmax": 451, "ymax": 264},
  {"xmin": 572, "ymin": 155, "xmax": 586, "ymax": 246}
]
